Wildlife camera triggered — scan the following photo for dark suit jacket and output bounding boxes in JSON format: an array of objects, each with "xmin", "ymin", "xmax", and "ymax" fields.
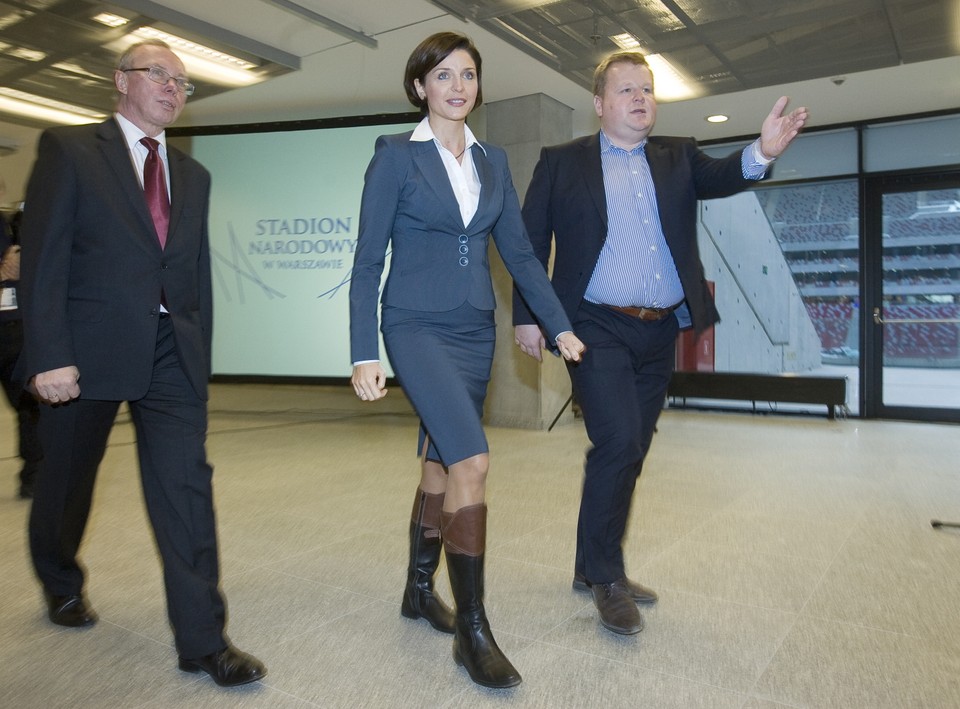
[
  {"xmin": 513, "ymin": 132, "xmax": 754, "ymax": 334},
  {"xmin": 350, "ymin": 131, "xmax": 572, "ymax": 363},
  {"xmin": 19, "ymin": 118, "xmax": 213, "ymax": 400}
]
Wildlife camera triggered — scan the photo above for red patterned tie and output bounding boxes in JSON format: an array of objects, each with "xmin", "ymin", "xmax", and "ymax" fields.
[{"xmin": 140, "ymin": 137, "xmax": 169, "ymax": 249}]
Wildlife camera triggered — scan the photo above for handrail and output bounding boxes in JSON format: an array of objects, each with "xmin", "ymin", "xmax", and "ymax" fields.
[{"xmin": 873, "ymin": 307, "xmax": 960, "ymax": 325}]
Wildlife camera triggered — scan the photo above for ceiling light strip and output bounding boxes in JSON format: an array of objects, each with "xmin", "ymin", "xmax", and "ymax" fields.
[
  {"xmin": 108, "ymin": 0, "xmax": 299, "ymax": 69},
  {"xmin": 0, "ymin": 92, "xmax": 106, "ymax": 125}
]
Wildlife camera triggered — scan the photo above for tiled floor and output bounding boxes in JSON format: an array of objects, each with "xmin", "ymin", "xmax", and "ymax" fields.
[{"xmin": 1, "ymin": 383, "xmax": 959, "ymax": 708}]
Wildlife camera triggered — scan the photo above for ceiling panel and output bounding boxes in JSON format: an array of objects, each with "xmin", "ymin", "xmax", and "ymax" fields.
[
  {"xmin": 430, "ymin": 0, "xmax": 959, "ymax": 95},
  {"xmin": 0, "ymin": 0, "xmax": 956, "ymax": 132}
]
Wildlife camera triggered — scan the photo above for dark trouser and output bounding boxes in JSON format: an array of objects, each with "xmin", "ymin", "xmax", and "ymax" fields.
[
  {"xmin": 569, "ymin": 302, "xmax": 679, "ymax": 585},
  {"xmin": 29, "ymin": 316, "xmax": 225, "ymax": 658},
  {"xmin": 0, "ymin": 319, "xmax": 42, "ymax": 485}
]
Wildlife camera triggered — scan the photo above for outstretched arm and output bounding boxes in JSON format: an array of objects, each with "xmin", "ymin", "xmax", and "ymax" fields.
[{"xmin": 759, "ymin": 96, "xmax": 809, "ymax": 159}]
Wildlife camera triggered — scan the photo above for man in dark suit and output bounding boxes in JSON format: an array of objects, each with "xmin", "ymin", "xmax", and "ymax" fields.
[
  {"xmin": 513, "ymin": 50, "xmax": 807, "ymax": 635},
  {"xmin": 19, "ymin": 39, "xmax": 265, "ymax": 686}
]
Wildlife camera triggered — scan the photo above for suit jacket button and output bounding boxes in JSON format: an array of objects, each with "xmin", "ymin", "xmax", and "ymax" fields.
[
  {"xmin": 459, "ymin": 256, "xmax": 469, "ymax": 267},
  {"xmin": 459, "ymin": 244, "xmax": 469, "ymax": 254},
  {"xmin": 458, "ymin": 234, "xmax": 468, "ymax": 244}
]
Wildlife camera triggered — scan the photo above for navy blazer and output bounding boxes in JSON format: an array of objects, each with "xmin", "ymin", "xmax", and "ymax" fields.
[
  {"xmin": 350, "ymin": 131, "xmax": 572, "ymax": 363},
  {"xmin": 513, "ymin": 132, "xmax": 753, "ymax": 334},
  {"xmin": 19, "ymin": 118, "xmax": 213, "ymax": 400}
]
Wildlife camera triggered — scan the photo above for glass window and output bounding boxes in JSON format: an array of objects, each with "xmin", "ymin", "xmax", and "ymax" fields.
[
  {"xmin": 864, "ymin": 115, "xmax": 960, "ymax": 172},
  {"xmin": 702, "ymin": 129, "xmax": 859, "ymax": 181},
  {"xmin": 684, "ymin": 180, "xmax": 860, "ymax": 413}
]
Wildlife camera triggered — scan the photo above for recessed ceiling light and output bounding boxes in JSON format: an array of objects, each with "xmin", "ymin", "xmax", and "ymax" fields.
[
  {"xmin": 134, "ymin": 27, "xmax": 256, "ymax": 70},
  {"xmin": 7, "ymin": 46, "xmax": 46, "ymax": 62},
  {"xmin": 610, "ymin": 33, "xmax": 641, "ymax": 50},
  {"xmin": 706, "ymin": 114, "xmax": 729, "ymax": 123},
  {"xmin": 93, "ymin": 12, "xmax": 129, "ymax": 28}
]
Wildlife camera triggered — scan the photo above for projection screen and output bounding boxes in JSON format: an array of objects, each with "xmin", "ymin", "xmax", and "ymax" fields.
[{"xmin": 170, "ymin": 113, "xmax": 420, "ymax": 379}]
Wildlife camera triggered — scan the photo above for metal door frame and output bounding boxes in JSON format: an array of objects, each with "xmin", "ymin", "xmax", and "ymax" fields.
[{"xmin": 861, "ymin": 170, "xmax": 960, "ymax": 422}]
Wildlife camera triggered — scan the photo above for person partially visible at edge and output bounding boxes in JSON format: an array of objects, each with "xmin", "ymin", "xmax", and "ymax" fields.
[
  {"xmin": 0, "ymin": 202, "xmax": 42, "ymax": 500},
  {"xmin": 18, "ymin": 39, "xmax": 266, "ymax": 687},
  {"xmin": 513, "ymin": 49, "xmax": 808, "ymax": 636},
  {"xmin": 349, "ymin": 31, "xmax": 585, "ymax": 689}
]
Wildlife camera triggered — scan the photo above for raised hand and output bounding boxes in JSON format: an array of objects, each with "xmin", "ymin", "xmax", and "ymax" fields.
[{"xmin": 759, "ymin": 96, "xmax": 809, "ymax": 159}]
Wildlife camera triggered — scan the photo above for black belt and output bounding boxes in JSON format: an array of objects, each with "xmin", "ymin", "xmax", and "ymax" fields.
[{"xmin": 600, "ymin": 302, "xmax": 681, "ymax": 321}]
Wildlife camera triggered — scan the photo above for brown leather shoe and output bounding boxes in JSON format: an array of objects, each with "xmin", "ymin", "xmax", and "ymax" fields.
[
  {"xmin": 573, "ymin": 573, "xmax": 658, "ymax": 604},
  {"xmin": 45, "ymin": 593, "xmax": 97, "ymax": 627},
  {"xmin": 178, "ymin": 645, "xmax": 266, "ymax": 687},
  {"xmin": 591, "ymin": 581, "xmax": 645, "ymax": 635}
]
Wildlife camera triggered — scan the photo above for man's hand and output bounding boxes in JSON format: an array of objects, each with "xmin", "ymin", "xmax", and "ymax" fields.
[
  {"xmin": 515, "ymin": 324, "xmax": 546, "ymax": 362},
  {"xmin": 352, "ymin": 361, "xmax": 388, "ymax": 401},
  {"xmin": 556, "ymin": 332, "xmax": 586, "ymax": 363},
  {"xmin": 31, "ymin": 366, "xmax": 81, "ymax": 405},
  {"xmin": 759, "ymin": 96, "xmax": 809, "ymax": 159}
]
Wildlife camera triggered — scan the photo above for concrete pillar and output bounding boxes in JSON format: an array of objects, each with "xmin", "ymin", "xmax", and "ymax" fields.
[{"xmin": 479, "ymin": 93, "xmax": 574, "ymax": 428}]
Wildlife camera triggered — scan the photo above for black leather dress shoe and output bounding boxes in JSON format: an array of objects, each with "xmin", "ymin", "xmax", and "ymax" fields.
[
  {"xmin": 592, "ymin": 581, "xmax": 645, "ymax": 635},
  {"xmin": 178, "ymin": 645, "xmax": 266, "ymax": 687},
  {"xmin": 573, "ymin": 573, "xmax": 659, "ymax": 604},
  {"xmin": 45, "ymin": 593, "xmax": 98, "ymax": 627}
]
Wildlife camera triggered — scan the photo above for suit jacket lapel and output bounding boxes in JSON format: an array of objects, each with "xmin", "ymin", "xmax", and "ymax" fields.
[
  {"xmin": 167, "ymin": 147, "xmax": 186, "ymax": 246},
  {"xmin": 467, "ymin": 143, "xmax": 494, "ymax": 232},
  {"xmin": 583, "ymin": 133, "xmax": 607, "ymax": 229},
  {"xmin": 643, "ymin": 140, "xmax": 677, "ymax": 248},
  {"xmin": 97, "ymin": 118, "xmax": 163, "ymax": 251},
  {"xmin": 412, "ymin": 141, "xmax": 464, "ymax": 228}
]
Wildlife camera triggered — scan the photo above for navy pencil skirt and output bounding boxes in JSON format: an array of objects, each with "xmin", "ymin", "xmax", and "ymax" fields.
[{"xmin": 382, "ymin": 302, "xmax": 496, "ymax": 467}]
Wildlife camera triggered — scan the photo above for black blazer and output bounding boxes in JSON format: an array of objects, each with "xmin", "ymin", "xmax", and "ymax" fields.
[
  {"xmin": 513, "ymin": 132, "xmax": 753, "ymax": 334},
  {"xmin": 19, "ymin": 118, "xmax": 213, "ymax": 400}
]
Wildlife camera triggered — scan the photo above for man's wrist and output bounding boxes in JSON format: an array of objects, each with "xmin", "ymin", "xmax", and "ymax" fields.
[{"xmin": 752, "ymin": 139, "xmax": 776, "ymax": 164}]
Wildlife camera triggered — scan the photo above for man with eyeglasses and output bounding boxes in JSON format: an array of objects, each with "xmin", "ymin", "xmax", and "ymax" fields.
[{"xmin": 18, "ymin": 40, "xmax": 266, "ymax": 687}]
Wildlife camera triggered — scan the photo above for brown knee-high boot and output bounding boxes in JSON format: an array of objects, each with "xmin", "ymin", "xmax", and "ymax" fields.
[
  {"xmin": 400, "ymin": 488, "xmax": 455, "ymax": 633},
  {"xmin": 442, "ymin": 504, "xmax": 522, "ymax": 688}
]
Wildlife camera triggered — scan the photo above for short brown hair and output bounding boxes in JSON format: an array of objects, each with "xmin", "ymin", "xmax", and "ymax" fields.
[
  {"xmin": 592, "ymin": 51, "xmax": 650, "ymax": 97},
  {"xmin": 403, "ymin": 32, "xmax": 483, "ymax": 115}
]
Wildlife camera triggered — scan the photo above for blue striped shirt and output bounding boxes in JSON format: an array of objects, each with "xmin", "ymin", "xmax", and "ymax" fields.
[{"xmin": 584, "ymin": 131, "xmax": 771, "ymax": 309}]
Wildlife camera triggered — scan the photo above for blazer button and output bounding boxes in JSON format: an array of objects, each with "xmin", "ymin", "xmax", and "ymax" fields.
[
  {"xmin": 458, "ymin": 234, "xmax": 468, "ymax": 244},
  {"xmin": 459, "ymin": 244, "xmax": 469, "ymax": 254},
  {"xmin": 459, "ymin": 256, "xmax": 469, "ymax": 267}
]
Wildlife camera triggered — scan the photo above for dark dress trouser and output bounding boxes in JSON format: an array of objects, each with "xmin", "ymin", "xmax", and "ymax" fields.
[
  {"xmin": 0, "ymin": 319, "xmax": 42, "ymax": 480},
  {"xmin": 28, "ymin": 315, "xmax": 225, "ymax": 658},
  {"xmin": 569, "ymin": 301, "xmax": 679, "ymax": 585}
]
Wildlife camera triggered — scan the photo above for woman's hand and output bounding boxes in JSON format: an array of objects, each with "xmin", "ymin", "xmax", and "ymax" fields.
[
  {"xmin": 352, "ymin": 362, "xmax": 388, "ymax": 401},
  {"xmin": 556, "ymin": 332, "xmax": 586, "ymax": 363},
  {"xmin": 514, "ymin": 324, "xmax": 546, "ymax": 362}
]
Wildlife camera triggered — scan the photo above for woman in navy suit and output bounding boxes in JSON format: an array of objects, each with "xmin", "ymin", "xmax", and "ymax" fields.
[{"xmin": 349, "ymin": 32, "xmax": 584, "ymax": 688}]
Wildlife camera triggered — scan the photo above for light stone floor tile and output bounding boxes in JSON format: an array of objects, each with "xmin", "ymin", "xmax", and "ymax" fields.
[
  {"xmin": 682, "ymin": 508, "xmax": 855, "ymax": 563},
  {"xmin": 803, "ymin": 556, "xmax": 960, "ymax": 653},
  {"xmin": 2, "ymin": 385, "xmax": 960, "ymax": 708},
  {"xmin": 741, "ymin": 698, "xmax": 801, "ymax": 709},
  {"xmin": 753, "ymin": 616, "xmax": 960, "ymax": 709},
  {"xmin": 540, "ymin": 589, "xmax": 797, "ymax": 694},
  {"xmin": 443, "ymin": 640, "xmax": 747, "ymax": 709},
  {"xmin": 0, "ymin": 621, "xmax": 185, "ymax": 709},
  {"xmin": 639, "ymin": 537, "xmax": 831, "ymax": 613}
]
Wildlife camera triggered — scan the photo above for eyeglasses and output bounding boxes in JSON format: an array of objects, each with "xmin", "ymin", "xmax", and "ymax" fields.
[{"xmin": 123, "ymin": 66, "xmax": 195, "ymax": 96}]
